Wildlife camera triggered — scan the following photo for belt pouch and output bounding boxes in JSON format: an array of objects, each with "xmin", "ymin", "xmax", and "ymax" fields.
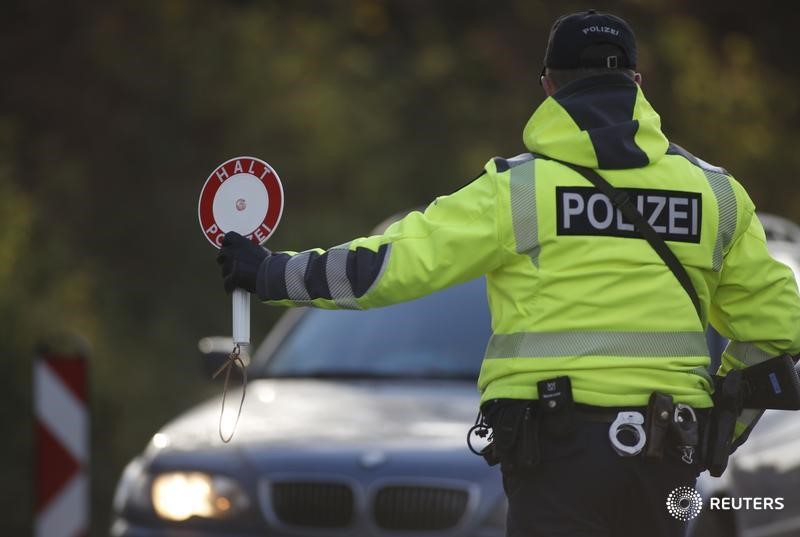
[{"xmin": 644, "ymin": 392, "xmax": 673, "ymax": 461}]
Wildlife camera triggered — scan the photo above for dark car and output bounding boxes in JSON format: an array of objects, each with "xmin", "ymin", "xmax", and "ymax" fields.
[{"xmin": 111, "ymin": 277, "xmax": 507, "ymax": 536}]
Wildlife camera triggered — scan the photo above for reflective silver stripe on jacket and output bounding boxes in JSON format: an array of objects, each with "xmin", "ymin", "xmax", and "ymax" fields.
[
  {"xmin": 325, "ymin": 244, "xmax": 361, "ymax": 309},
  {"xmin": 704, "ymin": 170, "xmax": 737, "ymax": 271},
  {"xmin": 508, "ymin": 155, "xmax": 540, "ymax": 267},
  {"xmin": 724, "ymin": 341, "xmax": 774, "ymax": 367},
  {"xmin": 284, "ymin": 251, "xmax": 313, "ymax": 304},
  {"xmin": 485, "ymin": 331, "xmax": 709, "ymax": 358}
]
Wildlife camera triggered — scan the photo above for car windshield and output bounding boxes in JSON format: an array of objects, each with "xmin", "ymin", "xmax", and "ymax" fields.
[{"xmin": 255, "ymin": 278, "xmax": 492, "ymax": 380}]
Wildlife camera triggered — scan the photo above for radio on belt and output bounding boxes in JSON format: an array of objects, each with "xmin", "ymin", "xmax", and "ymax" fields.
[{"xmin": 198, "ymin": 156, "xmax": 284, "ymax": 349}]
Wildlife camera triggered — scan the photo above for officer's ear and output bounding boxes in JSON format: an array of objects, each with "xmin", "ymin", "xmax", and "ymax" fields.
[{"xmin": 634, "ymin": 72, "xmax": 643, "ymax": 86}]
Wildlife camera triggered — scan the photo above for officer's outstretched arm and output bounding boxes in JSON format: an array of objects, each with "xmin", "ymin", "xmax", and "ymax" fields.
[{"xmin": 255, "ymin": 171, "xmax": 512, "ymax": 310}]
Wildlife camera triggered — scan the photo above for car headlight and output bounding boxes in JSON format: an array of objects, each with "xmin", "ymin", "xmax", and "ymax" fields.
[{"xmin": 151, "ymin": 472, "xmax": 250, "ymax": 521}]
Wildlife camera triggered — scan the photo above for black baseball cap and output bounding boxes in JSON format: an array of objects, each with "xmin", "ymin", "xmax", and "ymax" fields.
[{"xmin": 543, "ymin": 10, "xmax": 637, "ymax": 71}]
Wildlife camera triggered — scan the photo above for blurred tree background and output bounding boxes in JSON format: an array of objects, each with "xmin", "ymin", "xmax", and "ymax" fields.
[{"xmin": 1, "ymin": 0, "xmax": 798, "ymax": 534}]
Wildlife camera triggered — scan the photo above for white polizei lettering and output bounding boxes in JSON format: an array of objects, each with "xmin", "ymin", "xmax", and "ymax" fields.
[
  {"xmin": 215, "ymin": 234, "xmax": 225, "ymax": 247},
  {"xmin": 254, "ymin": 227, "xmax": 267, "ymax": 242},
  {"xmin": 247, "ymin": 160, "xmax": 257, "ymax": 174},
  {"xmin": 587, "ymin": 193, "xmax": 614, "ymax": 229},
  {"xmin": 691, "ymin": 198, "xmax": 699, "ymax": 235},
  {"xmin": 637, "ymin": 194, "xmax": 645, "ymax": 214},
  {"xmin": 205, "ymin": 224, "xmax": 218, "ymax": 236},
  {"xmin": 669, "ymin": 197, "xmax": 689, "ymax": 234},
  {"xmin": 616, "ymin": 208, "xmax": 634, "ymax": 231},
  {"xmin": 582, "ymin": 25, "xmax": 620, "ymax": 36},
  {"xmin": 261, "ymin": 222, "xmax": 272, "ymax": 233},
  {"xmin": 233, "ymin": 160, "xmax": 243, "ymax": 174},
  {"xmin": 647, "ymin": 196, "xmax": 667, "ymax": 232},
  {"xmin": 562, "ymin": 193, "xmax": 585, "ymax": 229},
  {"xmin": 216, "ymin": 167, "xmax": 229, "ymax": 182}
]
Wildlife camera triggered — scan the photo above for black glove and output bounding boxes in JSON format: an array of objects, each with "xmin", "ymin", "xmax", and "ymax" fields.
[{"xmin": 216, "ymin": 231, "xmax": 270, "ymax": 294}]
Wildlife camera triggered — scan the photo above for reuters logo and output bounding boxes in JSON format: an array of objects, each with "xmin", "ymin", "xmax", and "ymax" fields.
[{"xmin": 666, "ymin": 486, "xmax": 703, "ymax": 521}]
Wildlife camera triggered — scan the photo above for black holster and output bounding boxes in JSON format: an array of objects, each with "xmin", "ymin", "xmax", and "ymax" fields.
[
  {"xmin": 481, "ymin": 377, "xmax": 575, "ymax": 472},
  {"xmin": 702, "ymin": 354, "xmax": 800, "ymax": 477},
  {"xmin": 703, "ymin": 370, "xmax": 743, "ymax": 477},
  {"xmin": 482, "ymin": 401, "xmax": 540, "ymax": 472},
  {"xmin": 741, "ymin": 354, "xmax": 800, "ymax": 410}
]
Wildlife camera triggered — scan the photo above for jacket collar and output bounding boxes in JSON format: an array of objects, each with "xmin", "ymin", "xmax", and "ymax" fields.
[{"xmin": 522, "ymin": 73, "xmax": 668, "ymax": 169}]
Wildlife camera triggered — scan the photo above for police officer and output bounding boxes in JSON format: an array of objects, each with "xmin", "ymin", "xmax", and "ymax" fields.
[{"xmin": 217, "ymin": 10, "xmax": 800, "ymax": 537}]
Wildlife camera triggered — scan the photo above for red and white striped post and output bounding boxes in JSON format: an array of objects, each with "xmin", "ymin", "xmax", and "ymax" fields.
[{"xmin": 34, "ymin": 345, "xmax": 89, "ymax": 537}]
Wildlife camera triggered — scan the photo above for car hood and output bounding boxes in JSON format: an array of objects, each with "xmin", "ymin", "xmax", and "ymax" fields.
[{"xmin": 151, "ymin": 378, "xmax": 480, "ymax": 452}]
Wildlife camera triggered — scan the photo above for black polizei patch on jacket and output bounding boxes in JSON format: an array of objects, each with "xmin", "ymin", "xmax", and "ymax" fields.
[{"xmin": 556, "ymin": 186, "xmax": 702, "ymax": 243}]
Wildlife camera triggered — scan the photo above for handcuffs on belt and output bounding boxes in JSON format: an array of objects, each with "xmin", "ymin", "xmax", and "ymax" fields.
[
  {"xmin": 608, "ymin": 411, "xmax": 646, "ymax": 456},
  {"xmin": 608, "ymin": 402, "xmax": 698, "ymax": 464}
]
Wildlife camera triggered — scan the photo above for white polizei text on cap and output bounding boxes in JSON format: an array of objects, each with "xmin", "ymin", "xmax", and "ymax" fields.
[{"xmin": 582, "ymin": 26, "xmax": 620, "ymax": 36}]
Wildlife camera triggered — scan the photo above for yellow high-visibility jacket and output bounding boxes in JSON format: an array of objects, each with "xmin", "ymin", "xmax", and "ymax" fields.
[{"xmin": 257, "ymin": 73, "xmax": 800, "ymax": 441}]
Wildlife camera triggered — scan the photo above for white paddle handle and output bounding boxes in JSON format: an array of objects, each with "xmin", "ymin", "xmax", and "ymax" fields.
[{"xmin": 232, "ymin": 289, "xmax": 250, "ymax": 348}]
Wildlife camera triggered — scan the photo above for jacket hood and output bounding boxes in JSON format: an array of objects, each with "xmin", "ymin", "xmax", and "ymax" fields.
[{"xmin": 522, "ymin": 73, "xmax": 669, "ymax": 169}]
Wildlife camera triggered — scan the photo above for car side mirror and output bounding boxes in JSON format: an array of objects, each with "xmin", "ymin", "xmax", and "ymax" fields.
[{"xmin": 198, "ymin": 336, "xmax": 235, "ymax": 379}]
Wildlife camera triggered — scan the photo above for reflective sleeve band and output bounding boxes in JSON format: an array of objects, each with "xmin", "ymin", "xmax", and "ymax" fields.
[
  {"xmin": 704, "ymin": 170, "xmax": 738, "ymax": 271},
  {"xmin": 284, "ymin": 251, "xmax": 313, "ymax": 303},
  {"xmin": 508, "ymin": 155, "xmax": 540, "ymax": 267},
  {"xmin": 258, "ymin": 244, "xmax": 390, "ymax": 308},
  {"xmin": 724, "ymin": 341, "xmax": 774, "ymax": 367},
  {"xmin": 325, "ymin": 245, "xmax": 359, "ymax": 309},
  {"xmin": 485, "ymin": 331, "xmax": 709, "ymax": 359}
]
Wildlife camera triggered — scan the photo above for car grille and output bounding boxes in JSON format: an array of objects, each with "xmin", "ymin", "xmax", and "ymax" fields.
[
  {"xmin": 373, "ymin": 485, "xmax": 469, "ymax": 531},
  {"xmin": 270, "ymin": 481, "xmax": 354, "ymax": 528}
]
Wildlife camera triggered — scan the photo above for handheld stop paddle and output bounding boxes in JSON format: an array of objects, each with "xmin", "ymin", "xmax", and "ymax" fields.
[{"xmin": 198, "ymin": 156, "xmax": 284, "ymax": 441}]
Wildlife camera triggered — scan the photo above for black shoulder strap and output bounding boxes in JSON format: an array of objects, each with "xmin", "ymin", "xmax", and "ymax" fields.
[{"xmin": 535, "ymin": 155, "xmax": 704, "ymax": 324}]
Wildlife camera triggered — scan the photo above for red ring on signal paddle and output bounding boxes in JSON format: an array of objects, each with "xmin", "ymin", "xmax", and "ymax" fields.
[{"xmin": 198, "ymin": 156, "xmax": 284, "ymax": 248}]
